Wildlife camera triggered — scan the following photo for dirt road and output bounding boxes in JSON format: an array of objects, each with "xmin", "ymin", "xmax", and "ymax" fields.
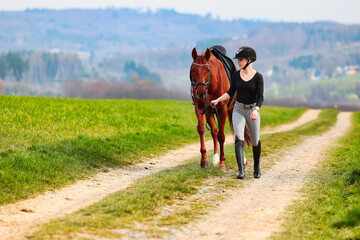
[
  {"xmin": 170, "ymin": 111, "xmax": 352, "ymax": 240},
  {"xmin": 0, "ymin": 109, "xmax": 328, "ymax": 239}
]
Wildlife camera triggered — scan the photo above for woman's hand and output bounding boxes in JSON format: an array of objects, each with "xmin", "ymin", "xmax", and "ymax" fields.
[
  {"xmin": 250, "ymin": 109, "xmax": 258, "ymax": 120},
  {"xmin": 211, "ymin": 99, "xmax": 219, "ymax": 106},
  {"xmin": 211, "ymin": 93, "xmax": 230, "ymax": 106}
]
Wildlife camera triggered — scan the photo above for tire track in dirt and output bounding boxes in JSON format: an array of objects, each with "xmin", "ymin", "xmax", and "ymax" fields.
[
  {"xmin": 170, "ymin": 111, "xmax": 352, "ymax": 240},
  {"xmin": 0, "ymin": 109, "xmax": 321, "ymax": 240}
]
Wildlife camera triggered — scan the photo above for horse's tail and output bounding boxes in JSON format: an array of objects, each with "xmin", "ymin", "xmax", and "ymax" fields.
[
  {"xmin": 227, "ymin": 106, "xmax": 235, "ymax": 135},
  {"xmin": 227, "ymin": 102, "xmax": 251, "ymax": 147}
]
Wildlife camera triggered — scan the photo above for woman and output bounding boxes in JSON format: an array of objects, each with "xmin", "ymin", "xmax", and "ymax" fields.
[{"xmin": 211, "ymin": 46, "xmax": 264, "ymax": 179}]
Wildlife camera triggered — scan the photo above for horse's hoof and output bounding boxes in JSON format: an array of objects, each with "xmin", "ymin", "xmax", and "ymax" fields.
[
  {"xmin": 212, "ymin": 153, "xmax": 220, "ymax": 167},
  {"xmin": 200, "ymin": 161, "xmax": 210, "ymax": 169},
  {"xmin": 219, "ymin": 165, "xmax": 226, "ymax": 172}
]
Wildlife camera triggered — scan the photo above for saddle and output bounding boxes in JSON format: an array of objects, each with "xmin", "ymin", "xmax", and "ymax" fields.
[{"xmin": 209, "ymin": 45, "xmax": 236, "ymax": 106}]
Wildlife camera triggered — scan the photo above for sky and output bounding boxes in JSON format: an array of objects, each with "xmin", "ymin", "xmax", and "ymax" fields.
[{"xmin": 0, "ymin": 0, "xmax": 359, "ymax": 24}]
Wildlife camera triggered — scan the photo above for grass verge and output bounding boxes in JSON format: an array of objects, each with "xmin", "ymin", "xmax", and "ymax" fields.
[
  {"xmin": 272, "ymin": 111, "xmax": 360, "ymax": 240},
  {"xmin": 27, "ymin": 109, "xmax": 339, "ymax": 239}
]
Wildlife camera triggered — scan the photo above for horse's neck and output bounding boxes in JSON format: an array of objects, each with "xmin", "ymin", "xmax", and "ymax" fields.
[{"xmin": 209, "ymin": 60, "xmax": 229, "ymax": 94}]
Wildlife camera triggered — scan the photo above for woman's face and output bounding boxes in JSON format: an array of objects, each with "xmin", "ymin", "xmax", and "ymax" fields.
[{"xmin": 237, "ymin": 58, "xmax": 248, "ymax": 69}]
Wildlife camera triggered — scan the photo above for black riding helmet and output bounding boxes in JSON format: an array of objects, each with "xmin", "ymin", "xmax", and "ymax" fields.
[{"xmin": 233, "ymin": 46, "xmax": 256, "ymax": 69}]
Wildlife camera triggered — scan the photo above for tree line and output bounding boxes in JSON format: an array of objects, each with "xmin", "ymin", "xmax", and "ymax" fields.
[
  {"xmin": 63, "ymin": 77, "xmax": 188, "ymax": 100},
  {"xmin": 123, "ymin": 60, "xmax": 163, "ymax": 85},
  {"xmin": 0, "ymin": 50, "xmax": 88, "ymax": 95},
  {"xmin": 0, "ymin": 52, "xmax": 29, "ymax": 81},
  {"xmin": 265, "ymin": 74, "xmax": 360, "ymax": 106},
  {"xmin": 0, "ymin": 51, "xmax": 85, "ymax": 83},
  {"xmin": 0, "ymin": 50, "xmax": 168, "ymax": 97}
]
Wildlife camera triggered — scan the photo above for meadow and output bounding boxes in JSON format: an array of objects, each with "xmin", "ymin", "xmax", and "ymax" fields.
[
  {"xmin": 0, "ymin": 96, "xmax": 305, "ymax": 205},
  {"xmin": 3, "ymin": 96, "xmax": 358, "ymax": 239}
]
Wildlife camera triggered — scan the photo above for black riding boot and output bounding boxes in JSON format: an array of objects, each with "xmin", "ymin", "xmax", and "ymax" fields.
[
  {"xmin": 253, "ymin": 141, "xmax": 261, "ymax": 178},
  {"xmin": 235, "ymin": 136, "xmax": 245, "ymax": 179}
]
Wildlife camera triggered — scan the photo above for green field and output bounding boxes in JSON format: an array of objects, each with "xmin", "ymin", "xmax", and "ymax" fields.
[
  {"xmin": 0, "ymin": 96, "xmax": 305, "ymax": 206},
  {"xmin": 4, "ymin": 96, "xmax": 357, "ymax": 239}
]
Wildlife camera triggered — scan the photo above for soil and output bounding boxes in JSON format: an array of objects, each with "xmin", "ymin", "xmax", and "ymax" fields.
[
  {"xmin": 170, "ymin": 111, "xmax": 352, "ymax": 240},
  {"xmin": 0, "ymin": 109, "xmax": 350, "ymax": 240}
]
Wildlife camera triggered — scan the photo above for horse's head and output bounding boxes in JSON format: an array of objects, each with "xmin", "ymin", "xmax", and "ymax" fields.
[{"xmin": 190, "ymin": 48, "xmax": 212, "ymax": 101}]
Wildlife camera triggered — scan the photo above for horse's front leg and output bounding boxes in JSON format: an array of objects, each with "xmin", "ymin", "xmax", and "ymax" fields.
[
  {"xmin": 217, "ymin": 108, "xmax": 227, "ymax": 169},
  {"xmin": 197, "ymin": 114, "xmax": 209, "ymax": 168},
  {"xmin": 206, "ymin": 114, "xmax": 220, "ymax": 167}
]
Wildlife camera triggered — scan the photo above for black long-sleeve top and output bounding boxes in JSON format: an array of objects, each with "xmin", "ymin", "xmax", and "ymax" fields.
[{"xmin": 227, "ymin": 70, "xmax": 264, "ymax": 108}]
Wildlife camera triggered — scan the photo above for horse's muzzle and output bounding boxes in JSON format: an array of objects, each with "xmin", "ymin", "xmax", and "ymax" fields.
[{"xmin": 196, "ymin": 90, "xmax": 207, "ymax": 100}]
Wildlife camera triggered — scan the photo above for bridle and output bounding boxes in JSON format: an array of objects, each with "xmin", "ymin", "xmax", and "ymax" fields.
[
  {"xmin": 189, "ymin": 62, "xmax": 221, "ymax": 131},
  {"xmin": 190, "ymin": 62, "xmax": 211, "ymax": 90}
]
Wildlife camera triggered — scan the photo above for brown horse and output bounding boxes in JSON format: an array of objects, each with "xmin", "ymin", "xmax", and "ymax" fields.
[{"xmin": 190, "ymin": 47, "xmax": 249, "ymax": 169}]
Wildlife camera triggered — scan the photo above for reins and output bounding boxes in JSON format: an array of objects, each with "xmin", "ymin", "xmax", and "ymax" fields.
[{"xmin": 189, "ymin": 62, "xmax": 221, "ymax": 132}]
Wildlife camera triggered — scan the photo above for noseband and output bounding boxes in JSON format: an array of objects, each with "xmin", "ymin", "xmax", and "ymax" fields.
[
  {"xmin": 189, "ymin": 62, "xmax": 211, "ymax": 107},
  {"xmin": 189, "ymin": 62, "xmax": 211, "ymax": 91},
  {"xmin": 189, "ymin": 62, "xmax": 221, "ymax": 131}
]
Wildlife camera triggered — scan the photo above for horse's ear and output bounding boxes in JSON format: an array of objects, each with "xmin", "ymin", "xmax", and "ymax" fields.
[
  {"xmin": 205, "ymin": 48, "xmax": 211, "ymax": 61},
  {"xmin": 192, "ymin": 48, "xmax": 198, "ymax": 60}
]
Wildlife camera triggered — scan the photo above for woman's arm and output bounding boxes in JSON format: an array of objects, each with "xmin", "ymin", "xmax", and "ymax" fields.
[
  {"xmin": 251, "ymin": 73, "xmax": 264, "ymax": 120},
  {"xmin": 211, "ymin": 93, "xmax": 230, "ymax": 106},
  {"xmin": 255, "ymin": 73, "xmax": 264, "ymax": 108}
]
